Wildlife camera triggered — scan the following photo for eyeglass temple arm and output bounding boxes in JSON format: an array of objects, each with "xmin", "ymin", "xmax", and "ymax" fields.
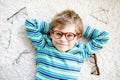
[{"xmin": 91, "ymin": 54, "xmax": 100, "ymax": 75}]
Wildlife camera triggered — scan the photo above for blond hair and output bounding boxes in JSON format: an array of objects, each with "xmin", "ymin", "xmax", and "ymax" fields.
[{"xmin": 50, "ymin": 10, "xmax": 84, "ymax": 37}]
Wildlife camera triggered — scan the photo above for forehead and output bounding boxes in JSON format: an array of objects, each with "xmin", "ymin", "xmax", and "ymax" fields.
[{"xmin": 53, "ymin": 24, "xmax": 76, "ymax": 33}]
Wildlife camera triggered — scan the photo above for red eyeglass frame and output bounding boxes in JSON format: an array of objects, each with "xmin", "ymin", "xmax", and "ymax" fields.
[{"xmin": 50, "ymin": 30, "xmax": 77, "ymax": 41}]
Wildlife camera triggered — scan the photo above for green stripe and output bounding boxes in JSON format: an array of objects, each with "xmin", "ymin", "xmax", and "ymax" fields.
[
  {"xmin": 36, "ymin": 52, "xmax": 82, "ymax": 67},
  {"xmin": 37, "ymin": 63, "xmax": 79, "ymax": 77},
  {"xmin": 44, "ymin": 22, "xmax": 50, "ymax": 33},
  {"xmin": 36, "ymin": 72, "xmax": 56, "ymax": 80},
  {"xmin": 28, "ymin": 35, "xmax": 43, "ymax": 41},
  {"xmin": 87, "ymin": 27, "xmax": 93, "ymax": 39},
  {"xmin": 26, "ymin": 27, "xmax": 36, "ymax": 31},
  {"xmin": 44, "ymin": 47, "xmax": 60, "ymax": 53},
  {"xmin": 93, "ymin": 40, "xmax": 104, "ymax": 46},
  {"xmin": 36, "ymin": 72, "xmax": 49, "ymax": 80}
]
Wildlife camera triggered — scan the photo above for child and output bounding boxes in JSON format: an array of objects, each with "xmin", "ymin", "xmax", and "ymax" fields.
[{"xmin": 25, "ymin": 10, "xmax": 109, "ymax": 80}]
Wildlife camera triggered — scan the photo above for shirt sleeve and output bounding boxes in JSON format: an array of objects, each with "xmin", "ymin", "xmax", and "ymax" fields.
[
  {"xmin": 83, "ymin": 26, "xmax": 109, "ymax": 58},
  {"xmin": 24, "ymin": 18, "xmax": 50, "ymax": 50}
]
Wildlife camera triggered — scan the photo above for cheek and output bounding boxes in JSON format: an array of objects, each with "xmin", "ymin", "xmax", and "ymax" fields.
[
  {"xmin": 68, "ymin": 41, "xmax": 76, "ymax": 47},
  {"xmin": 71, "ymin": 42, "xmax": 75, "ymax": 47},
  {"xmin": 50, "ymin": 33, "xmax": 56, "ymax": 41},
  {"xmin": 69, "ymin": 39, "xmax": 78, "ymax": 46}
]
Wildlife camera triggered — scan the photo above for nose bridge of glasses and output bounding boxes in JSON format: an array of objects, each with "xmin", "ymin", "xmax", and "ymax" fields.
[
  {"xmin": 51, "ymin": 30, "xmax": 76, "ymax": 41},
  {"xmin": 56, "ymin": 31, "xmax": 68, "ymax": 38},
  {"xmin": 61, "ymin": 33, "xmax": 68, "ymax": 40},
  {"xmin": 63, "ymin": 32, "xmax": 68, "ymax": 37}
]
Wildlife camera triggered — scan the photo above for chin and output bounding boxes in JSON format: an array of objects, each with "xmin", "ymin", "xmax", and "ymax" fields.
[
  {"xmin": 59, "ymin": 50, "xmax": 66, "ymax": 53},
  {"xmin": 55, "ymin": 45, "xmax": 72, "ymax": 52},
  {"xmin": 57, "ymin": 48, "xmax": 70, "ymax": 53}
]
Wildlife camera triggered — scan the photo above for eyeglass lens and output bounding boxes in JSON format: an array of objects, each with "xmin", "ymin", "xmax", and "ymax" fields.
[{"xmin": 53, "ymin": 31, "xmax": 75, "ymax": 40}]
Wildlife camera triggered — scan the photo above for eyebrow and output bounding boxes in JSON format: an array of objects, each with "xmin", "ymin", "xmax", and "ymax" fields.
[{"xmin": 53, "ymin": 30, "xmax": 76, "ymax": 34}]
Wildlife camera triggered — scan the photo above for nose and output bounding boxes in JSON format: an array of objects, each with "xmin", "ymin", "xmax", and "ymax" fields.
[{"xmin": 60, "ymin": 35, "xmax": 67, "ymax": 41}]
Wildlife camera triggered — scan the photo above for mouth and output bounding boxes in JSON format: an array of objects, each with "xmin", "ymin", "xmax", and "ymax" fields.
[{"xmin": 56, "ymin": 43, "xmax": 67, "ymax": 46}]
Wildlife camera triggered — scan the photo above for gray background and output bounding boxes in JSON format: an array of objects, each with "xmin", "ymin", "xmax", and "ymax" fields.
[{"xmin": 0, "ymin": 0, "xmax": 120, "ymax": 80}]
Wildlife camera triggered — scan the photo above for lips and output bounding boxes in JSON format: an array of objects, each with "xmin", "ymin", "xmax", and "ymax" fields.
[{"xmin": 56, "ymin": 42, "xmax": 67, "ymax": 46}]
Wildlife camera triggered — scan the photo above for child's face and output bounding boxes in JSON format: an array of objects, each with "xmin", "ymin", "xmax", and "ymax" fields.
[{"xmin": 50, "ymin": 24, "xmax": 79, "ymax": 52}]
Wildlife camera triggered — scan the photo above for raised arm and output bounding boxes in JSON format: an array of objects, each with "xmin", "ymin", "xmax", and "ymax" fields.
[
  {"xmin": 25, "ymin": 18, "xmax": 50, "ymax": 50},
  {"xmin": 83, "ymin": 26, "xmax": 109, "ymax": 57}
]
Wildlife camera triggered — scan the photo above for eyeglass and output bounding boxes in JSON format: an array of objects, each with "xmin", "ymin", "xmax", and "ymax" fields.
[
  {"xmin": 90, "ymin": 54, "xmax": 100, "ymax": 75},
  {"xmin": 51, "ymin": 30, "xmax": 77, "ymax": 41},
  {"xmin": 7, "ymin": 7, "xmax": 28, "ymax": 24}
]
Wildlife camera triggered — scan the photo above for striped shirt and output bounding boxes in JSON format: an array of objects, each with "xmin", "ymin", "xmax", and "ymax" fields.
[{"xmin": 25, "ymin": 18, "xmax": 109, "ymax": 80}]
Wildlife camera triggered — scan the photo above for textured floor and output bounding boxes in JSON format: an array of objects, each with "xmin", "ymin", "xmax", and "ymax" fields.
[{"xmin": 0, "ymin": 0, "xmax": 120, "ymax": 80}]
